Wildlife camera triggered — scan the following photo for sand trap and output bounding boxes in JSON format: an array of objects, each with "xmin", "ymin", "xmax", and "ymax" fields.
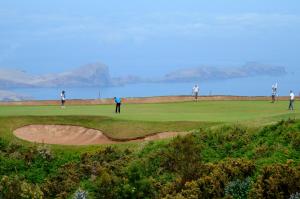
[{"xmin": 13, "ymin": 125, "xmax": 187, "ymax": 145}]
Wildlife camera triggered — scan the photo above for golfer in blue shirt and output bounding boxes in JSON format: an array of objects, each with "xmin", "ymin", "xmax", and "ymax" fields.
[{"xmin": 114, "ymin": 97, "xmax": 122, "ymax": 113}]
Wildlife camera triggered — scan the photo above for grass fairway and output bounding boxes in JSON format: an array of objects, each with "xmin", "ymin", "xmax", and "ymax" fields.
[
  {"xmin": 0, "ymin": 101, "xmax": 298, "ymax": 123},
  {"xmin": 0, "ymin": 100, "xmax": 298, "ymax": 142}
]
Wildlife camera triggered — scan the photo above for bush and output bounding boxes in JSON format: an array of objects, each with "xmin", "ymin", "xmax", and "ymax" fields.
[
  {"xmin": 290, "ymin": 133, "xmax": 300, "ymax": 150},
  {"xmin": 41, "ymin": 163, "xmax": 81, "ymax": 198},
  {"xmin": 36, "ymin": 144, "xmax": 53, "ymax": 160},
  {"xmin": 290, "ymin": 192, "xmax": 300, "ymax": 199},
  {"xmin": 0, "ymin": 138, "xmax": 8, "ymax": 151},
  {"xmin": 225, "ymin": 177, "xmax": 252, "ymax": 199},
  {"xmin": 160, "ymin": 134, "xmax": 203, "ymax": 183},
  {"xmin": 160, "ymin": 158, "xmax": 255, "ymax": 198},
  {"xmin": 91, "ymin": 170, "xmax": 120, "ymax": 199},
  {"xmin": 73, "ymin": 188, "xmax": 88, "ymax": 199},
  {"xmin": 0, "ymin": 175, "xmax": 43, "ymax": 199},
  {"xmin": 249, "ymin": 163, "xmax": 300, "ymax": 199}
]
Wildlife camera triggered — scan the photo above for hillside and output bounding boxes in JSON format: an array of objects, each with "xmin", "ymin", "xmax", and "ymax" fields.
[{"xmin": 0, "ymin": 117, "xmax": 300, "ymax": 198}]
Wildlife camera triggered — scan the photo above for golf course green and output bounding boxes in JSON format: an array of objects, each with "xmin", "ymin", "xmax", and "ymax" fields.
[{"xmin": 1, "ymin": 100, "xmax": 298, "ymax": 122}]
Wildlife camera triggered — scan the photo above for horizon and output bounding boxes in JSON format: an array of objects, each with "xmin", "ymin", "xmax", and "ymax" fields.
[{"xmin": 0, "ymin": 0, "xmax": 299, "ymax": 100}]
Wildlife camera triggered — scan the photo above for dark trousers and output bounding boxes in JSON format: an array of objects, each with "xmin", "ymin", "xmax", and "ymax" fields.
[
  {"xmin": 271, "ymin": 95, "xmax": 275, "ymax": 103},
  {"xmin": 289, "ymin": 100, "xmax": 294, "ymax": 110},
  {"xmin": 115, "ymin": 103, "xmax": 121, "ymax": 113}
]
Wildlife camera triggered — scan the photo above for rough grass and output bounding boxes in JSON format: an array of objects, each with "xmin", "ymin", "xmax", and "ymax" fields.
[{"xmin": 0, "ymin": 116, "xmax": 216, "ymax": 141}]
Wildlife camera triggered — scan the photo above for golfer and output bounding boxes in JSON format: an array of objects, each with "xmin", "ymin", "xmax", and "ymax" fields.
[
  {"xmin": 271, "ymin": 84, "xmax": 276, "ymax": 103},
  {"xmin": 61, "ymin": 90, "xmax": 66, "ymax": 108},
  {"xmin": 289, "ymin": 90, "xmax": 295, "ymax": 110},
  {"xmin": 192, "ymin": 84, "xmax": 199, "ymax": 101},
  {"xmin": 114, "ymin": 97, "xmax": 121, "ymax": 113}
]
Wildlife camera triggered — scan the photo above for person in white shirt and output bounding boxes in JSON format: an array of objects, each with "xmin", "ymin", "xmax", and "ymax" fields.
[
  {"xmin": 192, "ymin": 84, "xmax": 199, "ymax": 101},
  {"xmin": 61, "ymin": 90, "xmax": 66, "ymax": 108},
  {"xmin": 289, "ymin": 90, "xmax": 295, "ymax": 110},
  {"xmin": 271, "ymin": 84, "xmax": 276, "ymax": 103},
  {"xmin": 271, "ymin": 82, "xmax": 279, "ymax": 103}
]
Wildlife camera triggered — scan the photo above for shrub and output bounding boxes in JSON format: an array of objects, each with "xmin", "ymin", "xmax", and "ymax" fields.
[
  {"xmin": 36, "ymin": 144, "xmax": 53, "ymax": 160},
  {"xmin": 73, "ymin": 188, "xmax": 88, "ymax": 199},
  {"xmin": 225, "ymin": 177, "xmax": 252, "ymax": 199},
  {"xmin": 160, "ymin": 158, "xmax": 255, "ymax": 198},
  {"xmin": 0, "ymin": 175, "xmax": 43, "ymax": 199},
  {"xmin": 290, "ymin": 192, "xmax": 300, "ymax": 199},
  {"xmin": 249, "ymin": 163, "xmax": 300, "ymax": 199},
  {"xmin": 41, "ymin": 163, "xmax": 81, "ymax": 198},
  {"xmin": 290, "ymin": 133, "xmax": 300, "ymax": 150},
  {"xmin": 0, "ymin": 138, "xmax": 8, "ymax": 151},
  {"xmin": 91, "ymin": 170, "xmax": 120, "ymax": 199},
  {"xmin": 160, "ymin": 134, "xmax": 203, "ymax": 183}
]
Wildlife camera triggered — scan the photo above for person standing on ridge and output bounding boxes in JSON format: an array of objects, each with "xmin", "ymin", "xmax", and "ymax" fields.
[
  {"xmin": 289, "ymin": 90, "xmax": 295, "ymax": 110},
  {"xmin": 114, "ymin": 97, "xmax": 122, "ymax": 113},
  {"xmin": 192, "ymin": 84, "xmax": 199, "ymax": 101},
  {"xmin": 61, "ymin": 90, "xmax": 66, "ymax": 108}
]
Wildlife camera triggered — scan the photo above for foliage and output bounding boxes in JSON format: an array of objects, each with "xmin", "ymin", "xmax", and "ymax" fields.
[
  {"xmin": 290, "ymin": 192, "xmax": 300, "ymax": 199},
  {"xmin": 159, "ymin": 134, "xmax": 203, "ymax": 183},
  {"xmin": 224, "ymin": 177, "xmax": 252, "ymax": 199},
  {"xmin": 249, "ymin": 162, "xmax": 300, "ymax": 199},
  {"xmin": 73, "ymin": 188, "xmax": 88, "ymax": 199},
  {"xmin": 0, "ymin": 118, "xmax": 300, "ymax": 198},
  {"xmin": 0, "ymin": 175, "xmax": 43, "ymax": 199}
]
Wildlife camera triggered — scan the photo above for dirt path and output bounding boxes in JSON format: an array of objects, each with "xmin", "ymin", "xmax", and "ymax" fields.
[{"xmin": 13, "ymin": 125, "xmax": 188, "ymax": 145}]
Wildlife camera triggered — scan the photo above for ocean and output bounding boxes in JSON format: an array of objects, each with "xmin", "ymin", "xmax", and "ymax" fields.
[{"xmin": 10, "ymin": 76, "xmax": 298, "ymax": 100}]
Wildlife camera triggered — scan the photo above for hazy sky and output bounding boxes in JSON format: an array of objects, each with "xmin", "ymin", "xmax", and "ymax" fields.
[{"xmin": 0, "ymin": 0, "xmax": 299, "ymax": 93}]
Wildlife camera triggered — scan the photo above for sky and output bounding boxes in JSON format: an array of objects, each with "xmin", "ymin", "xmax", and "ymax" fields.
[{"xmin": 0, "ymin": 0, "xmax": 299, "ymax": 99}]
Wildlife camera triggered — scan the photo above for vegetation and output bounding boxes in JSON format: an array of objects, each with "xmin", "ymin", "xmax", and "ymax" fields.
[
  {"xmin": 0, "ymin": 114, "xmax": 300, "ymax": 198},
  {"xmin": 0, "ymin": 101, "xmax": 299, "ymax": 198}
]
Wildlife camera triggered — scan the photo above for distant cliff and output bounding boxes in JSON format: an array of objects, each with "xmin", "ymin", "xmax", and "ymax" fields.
[
  {"xmin": 0, "ymin": 63, "xmax": 113, "ymax": 89},
  {"xmin": 0, "ymin": 90, "xmax": 32, "ymax": 101}
]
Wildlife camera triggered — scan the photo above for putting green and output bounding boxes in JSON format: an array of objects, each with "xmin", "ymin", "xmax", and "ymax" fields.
[{"xmin": 0, "ymin": 101, "xmax": 298, "ymax": 123}]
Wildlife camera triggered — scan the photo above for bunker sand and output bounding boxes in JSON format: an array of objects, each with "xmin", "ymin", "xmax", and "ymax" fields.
[{"xmin": 13, "ymin": 125, "xmax": 187, "ymax": 145}]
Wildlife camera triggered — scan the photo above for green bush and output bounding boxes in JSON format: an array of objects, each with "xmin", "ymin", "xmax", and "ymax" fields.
[
  {"xmin": 73, "ymin": 188, "xmax": 88, "ymax": 199},
  {"xmin": 41, "ymin": 163, "xmax": 81, "ymax": 198},
  {"xmin": 225, "ymin": 177, "xmax": 252, "ymax": 199},
  {"xmin": 160, "ymin": 158, "xmax": 255, "ymax": 198},
  {"xmin": 249, "ymin": 163, "xmax": 300, "ymax": 199},
  {"xmin": 290, "ymin": 192, "xmax": 300, "ymax": 199},
  {"xmin": 160, "ymin": 134, "xmax": 203, "ymax": 183},
  {"xmin": 0, "ymin": 175, "xmax": 43, "ymax": 199}
]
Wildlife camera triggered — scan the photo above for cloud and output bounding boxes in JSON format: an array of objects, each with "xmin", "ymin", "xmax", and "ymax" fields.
[
  {"xmin": 159, "ymin": 62, "xmax": 286, "ymax": 83},
  {"xmin": 2, "ymin": 11, "xmax": 300, "ymax": 46}
]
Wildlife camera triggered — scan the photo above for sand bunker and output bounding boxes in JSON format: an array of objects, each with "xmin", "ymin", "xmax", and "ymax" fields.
[{"xmin": 13, "ymin": 125, "xmax": 187, "ymax": 145}]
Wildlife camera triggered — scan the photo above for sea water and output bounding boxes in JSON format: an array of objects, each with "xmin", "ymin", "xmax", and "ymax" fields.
[{"xmin": 10, "ymin": 75, "xmax": 298, "ymax": 100}]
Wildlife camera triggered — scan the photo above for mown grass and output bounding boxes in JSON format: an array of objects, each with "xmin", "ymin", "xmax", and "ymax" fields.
[{"xmin": 0, "ymin": 101, "xmax": 298, "ymax": 122}]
